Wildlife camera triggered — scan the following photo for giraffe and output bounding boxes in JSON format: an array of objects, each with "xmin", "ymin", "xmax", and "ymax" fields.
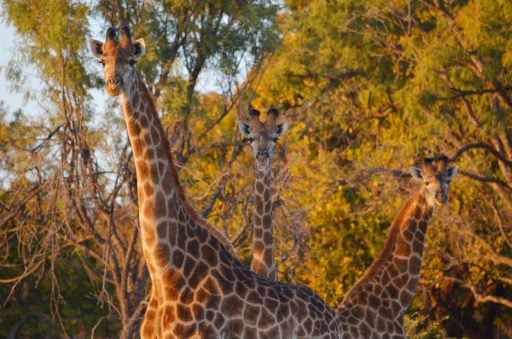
[
  {"xmin": 89, "ymin": 26, "xmax": 343, "ymax": 338},
  {"xmin": 337, "ymin": 156, "xmax": 458, "ymax": 337},
  {"xmin": 238, "ymin": 108, "xmax": 288, "ymax": 280}
]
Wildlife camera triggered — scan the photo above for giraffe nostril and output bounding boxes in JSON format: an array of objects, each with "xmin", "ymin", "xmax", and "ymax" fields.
[
  {"xmin": 257, "ymin": 150, "xmax": 269, "ymax": 159},
  {"xmin": 107, "ymin": 77, "xmax": 123, "ymax": 86},
  {"xmin": 435, "ymin": 192, "xmax": 447, "ymax": 203}
]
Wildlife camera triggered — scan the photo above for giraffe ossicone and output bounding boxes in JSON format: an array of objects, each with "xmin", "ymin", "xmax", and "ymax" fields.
[
  {"xmin": 238, "ymin": 108, "xmax": 288, "ymax": 280},
  {"xmin": 89, "ymin": 25, "xmax": 457, "ymax": 338}
]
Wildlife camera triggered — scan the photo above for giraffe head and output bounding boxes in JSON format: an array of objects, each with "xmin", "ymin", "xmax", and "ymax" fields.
[
  {"xmin": 238, "ymin": 108, "xmax": 288, "ymax": 170},
  {"xmin": 410, "ymin": 155, "xmax": 458, "ymax": 207},
  {"xmin": 89, "ymin": 26, "xmax": 146, "ymax": 96}
]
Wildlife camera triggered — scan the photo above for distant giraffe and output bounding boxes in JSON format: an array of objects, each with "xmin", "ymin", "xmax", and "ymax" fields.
[
  {"xmin": 337, "ymin": 156, "xmax": 458, "ymax": 337},
  {"xmin": 90, "ymin": 25, "xmax": 341, "ymax": 338},
  {"xmin": 238, "ymin": 108, "xmax": 288, "ymax": 280}
]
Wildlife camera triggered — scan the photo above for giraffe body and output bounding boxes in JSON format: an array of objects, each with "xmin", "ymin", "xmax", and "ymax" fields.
[
  {"xmin": 338, "ymin": 157, "xmax": 457, "ymax": 337},
  {"xmin": 238, "ymin": 108, "xmax": 288, "ymax": 280}
]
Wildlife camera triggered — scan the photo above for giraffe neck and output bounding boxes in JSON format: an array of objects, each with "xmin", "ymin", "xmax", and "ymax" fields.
[
  {"xmin": 251, "ymin": 161, "xmax": 277, "ymax": 280},
  {"xmin": 340, "ymin": 191, "xmax": 433, "ymax": 320},
  {"xmin": 119, "ymin": 73, "xmax": 218, "ymax": 275}
]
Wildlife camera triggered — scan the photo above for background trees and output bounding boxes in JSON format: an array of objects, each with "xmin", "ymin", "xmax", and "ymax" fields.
[{"xmin": 1, "ymin": 0, "xmax": 510, "ymax": 337}]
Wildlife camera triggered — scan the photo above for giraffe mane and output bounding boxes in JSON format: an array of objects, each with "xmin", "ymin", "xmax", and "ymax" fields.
[
  {"xmin": 196, "ymin": 217, "xmax": 236, "ymax": 256},
  {"xmin": 343, "ymin": 192, "xmax": 420, "ymax": 295},
  {"xmin": 137, "ymin": 76, "xmax": 236, "ymax": 256}
]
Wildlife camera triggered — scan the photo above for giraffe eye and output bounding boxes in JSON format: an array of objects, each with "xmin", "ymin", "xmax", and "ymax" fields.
[{"xmin": 425, "ymin": 181, "xmax": 430, "ymax": 186}]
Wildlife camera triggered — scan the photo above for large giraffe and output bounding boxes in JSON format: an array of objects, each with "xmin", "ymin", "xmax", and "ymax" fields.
[
  {"xmin": 337, "ymin": 156, "xmax": 458, "ymax": 337},
  {"xmin": 89, "ymin": 26, "xmax": 341, "ymax": 338},
  {"xmin": 238, "ymin": 108, "xmax": 288, "ymax": 280}
]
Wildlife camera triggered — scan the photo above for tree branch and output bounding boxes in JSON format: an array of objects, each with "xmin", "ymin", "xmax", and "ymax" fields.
[
  {"xmin": 450, "ymin": 143, "xmax": 512, "ymax": 167},
  {"xmin": 201, "ymin": 142, "xmax": 244, "ymax": 218},
  {"xmin": 457, "ymin": 169, "xmax": 512, "ymax": 191}
]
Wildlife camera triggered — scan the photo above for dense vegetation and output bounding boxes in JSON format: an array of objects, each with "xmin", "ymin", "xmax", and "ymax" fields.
[{"xmin": 1, "ymin": 0, "xmax": 510, "ymax": 337}]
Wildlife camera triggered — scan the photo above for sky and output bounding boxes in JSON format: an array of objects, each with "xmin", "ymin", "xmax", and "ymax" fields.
[
  {"xmin": 0, "ymin": 14, "xmax": 243, "ymax": 122},
  {"xmin": 0, "ymin": 16, "xmax": 112, "ymax": 120},
  {"xmin": 0, "ymin": 21, "xmax": 35, "ymax": 118}
]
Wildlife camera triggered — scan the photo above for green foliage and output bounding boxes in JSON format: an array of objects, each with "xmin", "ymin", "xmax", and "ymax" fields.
[
  {"xmin": 0, "ymin": 254, "xmax": 118, "ymax": 337},
  {"xmin": 3, "ymin": 0, "xmax": 91, "ymax": 96},
  {"xmin": 404, "ymin": 312, "xmax": 447, "ymax": 339},
  {"xmin": 254, "ymin": 0, "xmax": 512, "ymax": 336}
]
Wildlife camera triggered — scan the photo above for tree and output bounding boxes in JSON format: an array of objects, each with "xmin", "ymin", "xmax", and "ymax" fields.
[{"xmin": 253, "ymin": 0, "xmax": 512, "ymax": 336}]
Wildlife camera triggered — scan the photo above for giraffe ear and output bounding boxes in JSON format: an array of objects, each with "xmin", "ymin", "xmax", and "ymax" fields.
[
  {"xmin": 276, "ymin": 122, "xmax": 288, "ymax": 137},
  {"xmin": 409, "ymin": 166, "xmax": 423, "ymax": 181},
  {"xmin": 133, "ymin": 38, "xmax": 146, "ymax": 59},
  {"xmin": 238, "ymin": 122, "xmax": 251, "ymax": 138},
  {"xmin": 89, "ymin": 39, "xmax": 104, "ymax": 59},
  {"xmin": 446, "ymin": 166, "xmax": 458, "ymax": 180}
]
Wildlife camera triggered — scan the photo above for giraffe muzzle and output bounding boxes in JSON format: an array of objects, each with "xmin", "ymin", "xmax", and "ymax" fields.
[
  {"xmin": 435, "ymin": 192, "xmax": 447, "ymax": 205},
  {"xmin": 106, "ymin": 76, "xmax": 123, "ymax": 96},
  {"xmin": 256, "ymin": 150, "xmax": 270, "ymax": 160}
]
